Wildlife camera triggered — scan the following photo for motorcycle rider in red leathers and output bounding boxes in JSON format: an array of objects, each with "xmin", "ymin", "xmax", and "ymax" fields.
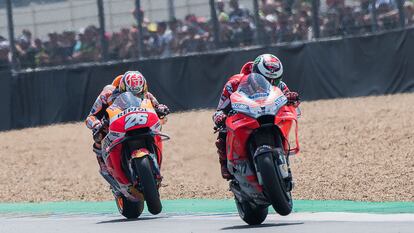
[
  {"xmin": 85, "ymin": 71, "xmax": 170, "ymax": 184},
  {"xmin": 213, "ymin": 54, "xmax": 300, "ymax": 179}
]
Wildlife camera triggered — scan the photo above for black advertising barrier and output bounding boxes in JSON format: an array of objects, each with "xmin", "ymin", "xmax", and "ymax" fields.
[
  {"xmin": 0, "ymin": 70, "xmax": 11, "ymax": 130},
  {"xmin": 2, "ymin": 27, "xmax": 414, "ymax": 130}
]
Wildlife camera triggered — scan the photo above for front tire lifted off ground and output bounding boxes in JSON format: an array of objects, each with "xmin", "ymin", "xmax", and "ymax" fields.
[{"xmin": 133, "ymin": 156, "xmax": 162, "ymax": 215}]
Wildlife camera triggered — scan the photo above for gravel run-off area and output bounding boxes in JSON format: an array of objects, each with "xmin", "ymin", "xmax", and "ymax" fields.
[{"xmin": 0, "ymin": 93, "xmax": 413, "ymax": 202}]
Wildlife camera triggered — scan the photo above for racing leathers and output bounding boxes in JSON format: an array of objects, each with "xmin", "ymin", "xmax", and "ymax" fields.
[{"xmin": 212, "ymin": 62, "xmax": 299, "ymax": 180}]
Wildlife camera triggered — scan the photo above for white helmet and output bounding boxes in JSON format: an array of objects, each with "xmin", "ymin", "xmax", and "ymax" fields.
[{"xmin": 252, "ymin": 54, "xmax": 283, "ymax": 84}]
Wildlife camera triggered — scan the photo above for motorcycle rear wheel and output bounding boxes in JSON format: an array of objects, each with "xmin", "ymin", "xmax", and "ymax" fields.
[
  {"xmin": 235, "ymin": 199, "xmax": 268, "ymax": 225},
  {"xmin": 133, "ymin": 156, "xmax": 162, "ymax": 215},
  {"xmin": 256, "ymin": 152, "xmax": 292, "ymax": 216},
  {"xmin": 115, "ymin": 194, "xmax": 144, "ymax": 219}
]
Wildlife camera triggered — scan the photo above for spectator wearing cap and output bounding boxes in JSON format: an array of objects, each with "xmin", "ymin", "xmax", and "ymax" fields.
[{"xmin": 16, "ymin": 34, "xmax": 37, "ymax": 69}]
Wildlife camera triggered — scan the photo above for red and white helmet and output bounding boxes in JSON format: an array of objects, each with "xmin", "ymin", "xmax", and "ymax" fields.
[
  {"xmin": 119, "ymin": 71, "xmax": 146, "ymax": 96},
  {"xmin": 252, "ymin": 54, "xmax": 283, "ymax": 83}
]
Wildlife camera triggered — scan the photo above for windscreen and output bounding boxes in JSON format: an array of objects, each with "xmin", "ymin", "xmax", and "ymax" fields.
[
  {"xmin": 111, "ymin": 92, "xmax": 142, "ymax": 110},
  {"xmin": 237, "ymin": 73, "xmax": 272, "ymax": 99}
]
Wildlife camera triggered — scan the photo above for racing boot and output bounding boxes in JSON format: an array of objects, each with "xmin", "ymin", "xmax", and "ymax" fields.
[
  {"xmin": 93, "ymin": 143, "xmax": 120, "ymax": 190},
  {"xmin": 93, "ymin": 143, "xmax": 109, "ymax": 175},
  {"xmin": 216, "ymin": 137, "xmax": 233, "ymax": 180}
]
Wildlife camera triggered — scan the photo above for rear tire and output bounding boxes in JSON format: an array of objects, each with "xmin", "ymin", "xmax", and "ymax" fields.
[
  {"xmin": 133, "ymin": 156, "xmax": 162, "ymax": 215},
  {"xmin": 115, "ymin": 194, "xmax": 144, "ymax": 219},
  {"xmin": 256, "ymin": 152, "xmax": 292, "ymax": 216},
  {"xmin": 235, "ymin": 199, "xmax": 268, "ymax": 225}
]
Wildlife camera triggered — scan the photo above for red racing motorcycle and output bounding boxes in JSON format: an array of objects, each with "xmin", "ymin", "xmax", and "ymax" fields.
[
  {"xmin": 99, "ymin": 92, "xmax": 169, "ymax": 219},
  {"xmin": 224, "ymin": 73, "xmax": 300, "ymax": 225}
]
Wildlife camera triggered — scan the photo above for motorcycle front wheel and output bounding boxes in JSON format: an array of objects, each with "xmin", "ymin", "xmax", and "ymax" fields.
[
  {"xmin": 133, "ymin": 156, "xmax": 162, "ymax": 215},
  {"xmin": 256, "ymin": 152, "xmax": 293, "ymax": 216}
]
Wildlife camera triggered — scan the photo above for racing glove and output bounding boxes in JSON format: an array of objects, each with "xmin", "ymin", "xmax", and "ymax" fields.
[
  {"xmin": 285, "ymin": 91, "xmax": 300, "ymax": 107},
  {"xmin": 213, "ymin": 110, "xmax": 227, "ymax": 128},
  {"xmin": 92, "ymin": 120, "xmax": 104, "ymax": 143},
  {"xmin": 156, "ymin": 104, "xmax": 170, "ymax": 118}
]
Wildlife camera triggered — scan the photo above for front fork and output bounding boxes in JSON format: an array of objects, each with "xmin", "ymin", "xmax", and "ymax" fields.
[
  {"xmin": 130, "ymin": 149, "xmax": 162, "ymax": 186},
  {"xmin": 253, "ymin": 145, "xmax": 294, "ymax": 192}
]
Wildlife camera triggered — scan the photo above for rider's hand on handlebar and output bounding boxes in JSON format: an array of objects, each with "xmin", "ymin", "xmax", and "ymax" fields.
[
  {"xmin": 213, "ymin": 111, "xmax": 227, "ymax": 127},
  {"xmin": 156, "ymin": 104, "xmax": 170, "ymax": 118},
  {"xmin": 285, "ymin": 91, "xmax": 300, "ymax": 107},
  {"xmin": 92, "ymin": 120, "xmax": 103, "ymax": 133}
]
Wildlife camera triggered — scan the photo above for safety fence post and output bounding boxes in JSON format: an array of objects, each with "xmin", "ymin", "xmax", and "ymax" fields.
[
  {"xmin": 168, "ymin": 0, "xmax": 176, "ymax": 21},
  {"xmin": 370, "ymin": 0, "xmax": 378, "ymax": 32},
  {"xmin": 396, "ymin": 0, "xmax": 405, "ymax": 28},
  {"xmin": 311, "ymin": 0, "xmax": 320, "ymax": 39},
  {"xmin": 252, "ymin": 0, "xmax": 265, "ymax": 45},
  {"xmin": 97, "ymin": 0, "xmax": 108, "ymax": 61},
  {"xmin": 135, "ymin": 0, "xmax": 145, "ymax": 59},
  {"xmin": 6, "ymin": 0, "xmax": 18, "ymax": 72},
  {"xmin": 209, "ymin": 0, "xmax": 221, "ymax": 49}
]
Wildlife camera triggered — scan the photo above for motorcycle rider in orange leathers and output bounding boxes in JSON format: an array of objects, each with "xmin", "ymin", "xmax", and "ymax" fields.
[
  {"xmin": 212, "ymin": 54, "xmax": 300, "ymax": 179},
  {"xmin": 85, "ymin": 71, "xmax": 170, "ymax": 185}
]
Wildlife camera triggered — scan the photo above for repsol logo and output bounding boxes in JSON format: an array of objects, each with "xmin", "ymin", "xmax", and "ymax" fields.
[{"xmin": 116, "ymin": 107, "xmax": 147, "ymax": 118}]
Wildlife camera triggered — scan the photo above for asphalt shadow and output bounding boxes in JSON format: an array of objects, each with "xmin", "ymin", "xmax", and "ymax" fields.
[
  {"xmin": 220, "ymin": 222, "xmax": 304, "ymax": 230},
  {"xmin": 96, "ymin": 216, "xmax": 163, "ymax": 224}
]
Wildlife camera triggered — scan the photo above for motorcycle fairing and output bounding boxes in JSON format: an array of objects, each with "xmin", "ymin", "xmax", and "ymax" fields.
[{"xmin": 274, "ymin": 105, "xmax": 300, "ymax": 155}]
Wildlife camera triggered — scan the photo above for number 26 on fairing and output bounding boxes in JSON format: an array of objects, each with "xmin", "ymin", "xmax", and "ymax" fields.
[{"xmin": 125, "ymin": 113, "xmax": 148, "ymax": 130}]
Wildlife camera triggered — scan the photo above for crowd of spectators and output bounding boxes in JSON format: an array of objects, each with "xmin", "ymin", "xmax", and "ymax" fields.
[{"xmin": 1, "ymin": 0, "xmax": 414, "ymax": 70}]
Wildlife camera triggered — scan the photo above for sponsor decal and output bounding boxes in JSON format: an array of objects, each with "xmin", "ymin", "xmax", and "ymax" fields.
[
  {"xmin": 125, "ymin": 113, "xmax": 149, "ymax": 130},
  {"xmin": 234, "ymin": 162, "xmax": 252, "ymax": 176},
  {"xmin": 232, "ymin": 103, "xmax": 249, "ymax": 110},
  {"xmin": 249, "ymin": 93, "xmax": 269, "ymax": 99},
  {"xmin": 275, "ymin": 95, "xmax": 287, "ymax": 108},
  {"xmin": 116, "ymin": 107, "xmax": 147, "ymax": 119},
  {"xmin": 225, "ymin": 84, "xmax": 233, "ymax": 93}
]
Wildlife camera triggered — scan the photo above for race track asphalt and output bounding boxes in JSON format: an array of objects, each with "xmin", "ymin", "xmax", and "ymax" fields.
[{"xmin": 1, "ymin": 212, "xmax": 414, "ymax": 233}]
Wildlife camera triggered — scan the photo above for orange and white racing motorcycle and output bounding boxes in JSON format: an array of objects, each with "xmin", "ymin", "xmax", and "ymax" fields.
[{"xmin": 99, "ymin": 92, "xmax": 169, "ymax": 219}]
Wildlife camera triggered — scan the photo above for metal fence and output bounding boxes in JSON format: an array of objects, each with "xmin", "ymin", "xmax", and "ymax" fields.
[{"xmin": 0, "ymin": 0, "xmax": 411, "ymax": 72}]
